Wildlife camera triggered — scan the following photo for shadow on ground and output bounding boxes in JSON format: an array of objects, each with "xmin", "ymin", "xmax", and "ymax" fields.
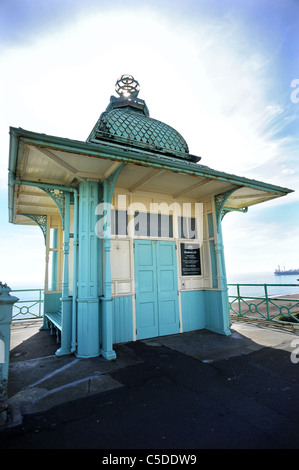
[{"xmin": 1, "ymin": 320, "xmax": 299, "ymax": 449}]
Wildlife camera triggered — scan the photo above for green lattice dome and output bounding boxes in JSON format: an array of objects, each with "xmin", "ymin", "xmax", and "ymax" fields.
[
  {"xmin": 98, "ymin": 108, "xmax": 189, "ymax": 153},
  {"xmin": 87, "ymin": 75, "xmax": 200, "ymax": 163}
]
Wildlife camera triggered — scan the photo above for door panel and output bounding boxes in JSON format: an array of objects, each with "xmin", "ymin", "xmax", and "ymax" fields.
[
  {"xmin": 139, "ymin": 270, "xmax": 155, "ymax": 293},
  {"xmin": 137, "ymin": 242, "xmax": 154, "ymax": 265},
  {"xmin": 138, "ymin": 301, "xmax": 156, "ymax": 328},
  {"xmin": 134, "ymin": 240, "xmax": 158, "ymax": 339},
  {"xmin": 135, "ymin": 240, "xmax": 179, "ymax": 339},
  {"xmin": 157, "ymin": 241, "xmax": 180, "ymax": 336}
]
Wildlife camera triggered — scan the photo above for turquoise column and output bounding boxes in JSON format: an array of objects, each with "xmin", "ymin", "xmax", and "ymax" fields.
[
  {"xmin": 71, "ymin": 190, "xmax": 78, "ymax": 353},
  {"xmin": 51, "ymin": 228, "xmax": 58, "ymax": 291},
  {"xmin": 100, "ymin": 197, "xmax": 116, "ymax": 360},
  {"xmin": 211, "ymin": 189, "xmax": 238, "ymax": 335},
  {"xmin": 100, "ymin": 163, "xmax": 124, "ymax": 360},
  {"xmin": 56, "ymin": 191, "xmax": 72, "ymax": 355},
  {"xmin": 76, "ymin": 181, "xmax": 100, "ymax": 358},
  {"xmin": 214, "ymin": 219, "xmax": 231, "ymax": 335}
]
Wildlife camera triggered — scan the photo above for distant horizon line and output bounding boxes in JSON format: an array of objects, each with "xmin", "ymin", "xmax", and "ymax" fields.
[{"xmin": 8, "ymin": 271, "xmax": 299, "ymax": 291}]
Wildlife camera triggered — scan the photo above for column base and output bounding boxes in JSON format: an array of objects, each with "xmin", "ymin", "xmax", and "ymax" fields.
[
  {"xmin": 100, "ymin": 348, "xmax": 117, "ymax": 360},
  {"xmin": 76, "ymin": 297, "xmax": 100, "ymax": 358},
  {"xmin": 100, "ymin": 296, "xmax": 117, "ymax": 361},
  {"xmin": 55, "ymin": 347, "xmax": 72, "ymax": 356},
  {"xmin": 75, "ymin": 352, "xmax": 100, "ymax": 359}
]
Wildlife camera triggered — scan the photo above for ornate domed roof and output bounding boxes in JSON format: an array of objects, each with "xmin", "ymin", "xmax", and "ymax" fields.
[
  {"xmin": 96, "ymin": 108, "xmax": 189, "ymax": 154},
  {"xmin": 87, "ymin": 75, "xmax": 200, "ymax": 163}
]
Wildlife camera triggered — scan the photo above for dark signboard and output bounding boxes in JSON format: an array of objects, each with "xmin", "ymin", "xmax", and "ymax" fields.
[{"xmin": 180, "ymin": 243, "xmax": 201, "ymax": 276}]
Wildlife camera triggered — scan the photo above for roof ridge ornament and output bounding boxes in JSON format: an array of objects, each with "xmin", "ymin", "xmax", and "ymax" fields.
[
  {"xmin": 104, "ymin": 74, "xmax": 150, "ymax": 117},
  {"xmin": 115, "ymin": 75, "xmax": 140, "ymax": 98}
]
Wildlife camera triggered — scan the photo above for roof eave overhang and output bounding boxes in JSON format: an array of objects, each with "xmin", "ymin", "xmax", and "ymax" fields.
[
  {"xmin": 8, "ymin": 127, "xmax": 294, "ymax": 224},
  {"xmin": 8, "ymin": 128, "xmax": 20, "ymax": 223}
]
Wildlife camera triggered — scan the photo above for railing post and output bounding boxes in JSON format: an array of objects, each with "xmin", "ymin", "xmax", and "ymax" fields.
[
  {"xmin": 39, "ymin": 289, "xmax": 42, "ymax": 317},
  {"xmin": 264, "ymin": 284, "xmax": 270, "ymax": 320},
  {"xmin": 0, "ymin": 282, "xmax": 18, "ymax": 425},
  {"xmin": 237, "ymin": 284, "xmax": 241, "ymax": 317}
]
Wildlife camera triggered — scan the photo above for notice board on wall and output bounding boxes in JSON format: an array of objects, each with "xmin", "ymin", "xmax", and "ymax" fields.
[{"xmin": 180, "ymin": 243, "xmax": 201, "ymax": 276}]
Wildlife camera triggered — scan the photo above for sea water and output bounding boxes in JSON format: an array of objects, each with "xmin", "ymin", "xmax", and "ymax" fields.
[{"xmin": 227, "ymin": 272, "xmax": 299, "ymax": 298}]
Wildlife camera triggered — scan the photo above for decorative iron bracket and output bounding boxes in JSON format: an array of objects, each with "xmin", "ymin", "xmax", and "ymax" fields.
[
  {"xmin": 103, "ymin": 163, "xmax": 125, "ymax": 204},
  {"xmin": 41, "ymin": 188, "xmax": 65, "ymax": 227},
  {"xmin": 221, "ymin": 206, "xmax": 248, "ymax": 220},
  {"xmin": 22, "ymin": 214, "xmax": 47, "ymax": 244},
  {"xmin": 214, "ymin": 188, "xmax": 239, "ymax": 232}
]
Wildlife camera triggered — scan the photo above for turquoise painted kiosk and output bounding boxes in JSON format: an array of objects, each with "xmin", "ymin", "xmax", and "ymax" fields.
[{"xmin": 8, "ymin": 75, "xmax": 293, "ymax": 359}]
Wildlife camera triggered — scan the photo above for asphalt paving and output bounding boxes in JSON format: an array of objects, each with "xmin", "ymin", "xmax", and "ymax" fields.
[{"xmin": 1, "ymin": 320, "xmax": 299, "ymax": 450}]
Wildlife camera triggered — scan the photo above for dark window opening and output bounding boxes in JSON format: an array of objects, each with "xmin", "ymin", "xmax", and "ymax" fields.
[{"xmin": 134, "ymin": 212, "xmax": 173, "ymax": 238}]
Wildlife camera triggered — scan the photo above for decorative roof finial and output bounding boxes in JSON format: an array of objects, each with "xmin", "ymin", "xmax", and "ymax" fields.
[{"xmin": 115, "ymin": 75, "xmax": 140, "ymax": 98}]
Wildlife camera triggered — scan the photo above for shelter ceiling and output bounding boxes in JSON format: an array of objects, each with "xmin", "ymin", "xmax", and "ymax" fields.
[
  {"xmin": 225, "ymin": 186, "xmax": 282, "ymax": 209},
  {"xmin": 13, "ymin": 185, "xmax": 60, "ymax": 224},
  {"xmin": 19, "ymin": 145, "xmax": 123, "ymax": 184},
  {"xmin": 19, "ymin": 144, "xmax": 241, "ymax": 200},
  {"xmin": 12, "ymin": 141, "xmax": 291, "ymax": 225},
  {"xmin": 116, "ymin": 163, "xmax": 238, "ymax": 199}
]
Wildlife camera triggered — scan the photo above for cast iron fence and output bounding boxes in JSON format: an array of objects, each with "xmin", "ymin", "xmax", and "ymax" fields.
[
  {"xmin": 11, "ymin": 289, "xmax": 44, "ymax": 321},
  {"xmin": 228, "ymin": 283, "xmax": 299, "ymax": 325},
  {"xmin": 10, "ymin": 285, "xmax": 299, "ymax": 326}
]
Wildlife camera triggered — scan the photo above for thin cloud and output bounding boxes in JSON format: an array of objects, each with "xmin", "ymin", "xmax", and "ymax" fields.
[{"xmin": 0, "ymin": 1, "xmax": 298, "ymax": 285}]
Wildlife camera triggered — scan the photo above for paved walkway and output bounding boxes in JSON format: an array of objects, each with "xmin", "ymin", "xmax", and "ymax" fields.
[{"xmin": 1, "ymin": 319, "xmax": 299, "ymax": 449}]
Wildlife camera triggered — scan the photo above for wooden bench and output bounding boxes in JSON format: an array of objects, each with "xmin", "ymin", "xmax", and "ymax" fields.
[{"xmin": 45, "ymin": 308, "xmax": 62, "ymax": 343}]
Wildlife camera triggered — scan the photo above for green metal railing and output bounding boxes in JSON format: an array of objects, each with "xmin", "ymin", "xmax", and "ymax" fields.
[
  {"xmin": 11, "ymin": 289, "xmax": 44, "ymax": 321},
  {"xmin": 228, "ymin": 283, "xmax": 299, "ymax": 325},
  {"xmin": 9, "ymin": 284, "xmax": 299, "ymax": 326}
]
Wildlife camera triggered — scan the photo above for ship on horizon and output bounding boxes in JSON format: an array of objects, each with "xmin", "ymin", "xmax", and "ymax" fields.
[{"xmin": 274, "ymin": 265, "xmax": 299, "ymax": 275}]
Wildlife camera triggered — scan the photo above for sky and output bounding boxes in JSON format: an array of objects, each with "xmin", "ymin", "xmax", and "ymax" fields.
[{"xmin": 0, "ymin": 0, "xmax": 298, "ymax": 288}]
